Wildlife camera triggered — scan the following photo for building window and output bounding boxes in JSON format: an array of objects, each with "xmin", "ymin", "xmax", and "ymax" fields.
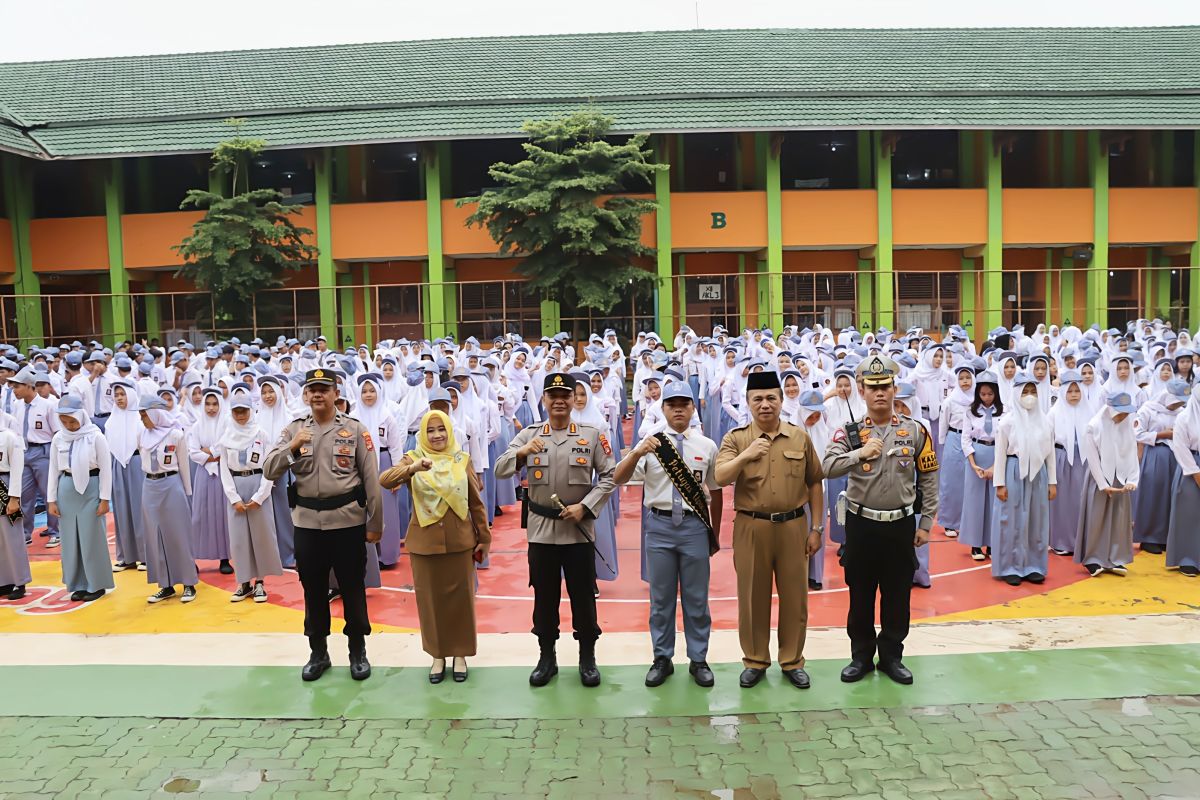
[
  {"xmin": 780, "ymin": 132, "xmax": 860, "ymax": 189},
  {"xmin": 782, "ymin": 273, "xmax": 857, "ymax": 330},
  {"xmin": 33, "ymin": 160, "xmax": 104, "ymax": 218},
  {"xmin": 891, "ymin": 132, "xmax": 959, "ymax": 189},
  {"xmin": 249, "ymin": 150, "xmax": 316, "ymax": 204},
  {"xmin": 681, "ymin": 133, "xmax": 738, "ymax": 191},
  {"xmin": 896, "ymin": 272, "xmax": 960, "ymax": 334}
]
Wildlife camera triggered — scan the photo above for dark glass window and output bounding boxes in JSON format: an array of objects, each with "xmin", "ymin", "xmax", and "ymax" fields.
[
  {"xmin": 681, "ymin": 133, "xmax": 738, "ymax": 191},
  {"xmin": 780, "ymin": 132, "xmax": 860, "ymax": 189},
  {"xmin": 891, "ymin": 131, "xmax": 958, "ymax": 189},
  {"xmin": 32, "ymin": 160, "xmax": 104, "ymax": 218}
]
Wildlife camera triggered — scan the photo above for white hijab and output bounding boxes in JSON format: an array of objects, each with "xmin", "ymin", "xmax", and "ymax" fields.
[
  {"xmin": 105, "ymin": 380, "xmax": 141, "ymax": 468},
  {"xmin": 56, "ymin": 404, "xmax": 103, "ymax": 496},
  {"xmin": 1001, "ymin": 379, "xmax": 1054, "ymax": 481},
  {"xmin": 221, "ymin": 402, "xmax": 262, "ymax": 453},
  {"xmin": 192, "ymin": 389, "xmax": 229, "ymax": 477},
  {"xmin": 1047, "ymin": 380, "xmax": 1090, "ymax": 465},
  {"xmin": 1088, "ymin": 402, "xmax": 1140, "ymax": 487}
]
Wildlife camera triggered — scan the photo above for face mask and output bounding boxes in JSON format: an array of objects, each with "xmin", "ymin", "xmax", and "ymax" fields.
[{"xmin": 1019, "ymin": 395, "xmax": 1038, "ymax": 410}]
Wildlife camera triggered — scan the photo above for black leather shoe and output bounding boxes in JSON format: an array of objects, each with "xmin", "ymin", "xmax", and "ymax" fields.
[
  {"xmin": 529, "ymin": 648, "xmax": 558, "ymax": 687},
  {"xmin": 6, "ymin": 585, "xmax": 26, "ymax": 601},
  {"xmin": 1003, "ymin": 574, "xmax": 1022, "ymax": 586},
  {"xmin": 579, "ymin": 644, "xmax": 601, "ymax": 688},
  {"xmin": 349, "ymin": 650, "xmax": 371, "ymax": 681},
  {"xmin": 739, "ymin": 667, "xmax": 766, "ymax": 688},
  {"xmin": 879, "ymin": 660, "xmax": 914, "ymax": 685},
  {"xmin": 808, "ymin": 579, "xmax": 823, "ymax": 591},
  {"xmin": 429, "ymin": 659, "xmax": 447, "ymax": 684},
  {"xmin": 782, "ymin": 668, "xmax": 811, "ymax": 689},
  {"xmin": 644, "ymin": 656, "xmax": 673, "ymax": 687},
  {"xmin": 840, "ymin": 661, "xmax": 875, "ymax": 683},
  {"xmin": 689, "ymin": 660, "xmax": 715, "ymax": 687},
  {"xmin": 70, "ymin": 590, "xmax": 86, "ymax": 602},
  {"xmin": 218, "ymin": 560, "xmax": 234, "ymax": 575},
  {"xmin": 302, "ymin": 651, "xmax": 331, "ymax": 682},
  {"xmin": 1025, "ymin": 572, "xmax": 1045, "ymax": 584},
  {"xmin": 0, "ymin": 585, "xmax": 12, "ymax": 597},
  {"xmin": 452, "ymin": 658, "xmax": 468, "ymax": 683}
]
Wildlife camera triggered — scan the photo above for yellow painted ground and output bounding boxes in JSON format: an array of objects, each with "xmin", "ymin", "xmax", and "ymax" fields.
[
  {"xmin": 0, "ymin": 561, "xmax": 415, "ymax": 634},
  {"xmin": 925, "ymin": 551, "xmax": 1200, "ymax": 623}
]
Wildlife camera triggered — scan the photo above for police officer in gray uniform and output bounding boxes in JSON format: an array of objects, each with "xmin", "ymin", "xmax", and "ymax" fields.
[
  {"xmin": 822, "ymin": 355, "xmax": 939, "ymax": 685},
  {"xmin": 495, "ymin": 372, "xmax": 616, "ymax": 688},
  {"xmin": 264, "ymin": 368, "xmax": 383, "ymax": 683}
]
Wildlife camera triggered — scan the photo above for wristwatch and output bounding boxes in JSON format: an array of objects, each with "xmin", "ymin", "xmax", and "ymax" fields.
[{"xmin": 810, "ymin": 524, "xmax": 825, "ymax": 535}]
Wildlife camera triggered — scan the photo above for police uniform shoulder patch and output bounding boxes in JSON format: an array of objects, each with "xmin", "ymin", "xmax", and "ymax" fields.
[
  {"xmin": 598, "ymin": 433, "xmax": 611, "ymax": 456},
  {"xmin": 832, "ymin": 428, "xmax": 847, "ymax": 443},
  {"xmin": 915, "ymin": 423, "xmax": 939, "ymax": 473},
  {"xmin": 362, "ymin": 431, "xmax": 374, "ymax": 452}
]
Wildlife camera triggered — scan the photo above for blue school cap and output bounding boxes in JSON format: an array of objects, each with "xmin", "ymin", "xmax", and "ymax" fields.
[{"xmin": 1106, "ymin": 391, "xmax": 1137, "ymax": 415}]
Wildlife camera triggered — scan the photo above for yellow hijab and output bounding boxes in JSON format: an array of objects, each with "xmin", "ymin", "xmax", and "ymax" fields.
[{"xmin": 406, "ymin": 410, "xmax": 470, "ymax": 526}]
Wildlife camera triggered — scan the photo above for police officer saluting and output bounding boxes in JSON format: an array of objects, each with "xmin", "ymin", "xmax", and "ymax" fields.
[
  {"xmin": 495, "ymin": 372, "xmax": 615, "ymax": 688},
  {"xmin": 264, "ymin": 368, "xmax": 383, "ymax": 682},
  {"xmin": 822, "ymin": 355, "xmax": 939, "ymax": 685}
]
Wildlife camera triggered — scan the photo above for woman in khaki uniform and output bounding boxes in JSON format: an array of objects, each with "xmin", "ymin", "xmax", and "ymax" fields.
[{"xmin": 380, "ymin": 410, "xmax": 491, "ymax": 683}]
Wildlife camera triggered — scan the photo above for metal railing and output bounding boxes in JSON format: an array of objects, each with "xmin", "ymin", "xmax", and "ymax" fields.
[{"xmin": 1, "ymin": 265, "xmax": 1195, "ymax": 347}]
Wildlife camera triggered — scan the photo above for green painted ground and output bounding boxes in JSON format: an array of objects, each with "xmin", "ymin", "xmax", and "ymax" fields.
[
  {"xmin": 4, "ymin": 644, "xmax": 1200, "ymax": 720},
  {"xmin": 4, "ymin": 697, "xmax": 1200, "ymax": 799}
]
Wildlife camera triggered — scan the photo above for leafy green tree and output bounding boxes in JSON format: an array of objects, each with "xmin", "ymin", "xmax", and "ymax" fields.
[
  {"xmin": 174, "ymin": 119, "xmax": 316, "ymax": 333},
  {"xmin": 462, "ymin": 110, "xmax": 665, "ymax": 316}
]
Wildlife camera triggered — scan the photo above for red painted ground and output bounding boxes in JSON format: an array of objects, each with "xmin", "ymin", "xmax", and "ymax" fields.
[{"xmin": 27, "ymin": 485, "xmax": 1089, "ymax": 633}]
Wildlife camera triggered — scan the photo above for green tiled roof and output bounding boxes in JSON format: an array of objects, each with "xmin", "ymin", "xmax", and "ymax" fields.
[{"xmin": 2, "ymin": 27, "xmax": 1199, "ymax": 159}]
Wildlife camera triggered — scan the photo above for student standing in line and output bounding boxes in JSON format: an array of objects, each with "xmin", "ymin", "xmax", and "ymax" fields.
[
  {"xmin": 0, "ymin": 417, "xmax": 29, "ymax": 601},
  {"xmin": 960, "ymin": 371, "xmax": 1003, "ymax": 562},
  {"xmin": 991, "ymin": 376, "xmax": 1056, "ymax": 586},
  {"xmin": 1132, "ymin": 379, "xmax": 1189, "ymax": 555},
  {"xmin": 1047, "ymin": 369, "xmax": 1091, "ymax": 557},
  {"xmin": 219, "ymin": 394, "xmax": 283, "ymax": 603},
  {"xmin": 47, "ymin": 395, "xmax": 114, "ymax": 602},
  {"xmin": 107, "ymin": 380, "xmax": 146, "ymax": 572},
  {"xmin": 1167, "ymin": 384, "xmax": 1200, "ymax": 576},
  {"xmin": 937, "ymin": 363, "xmax": 977, "ymax": 540},
  {"xmin": 188, "ymin": 388, "xmax": 233, "ymax": 575},
  {"xmin": 139, "ymin": 395, "xmax": 198, "ymax": 604},
  {"xmin": 1076, "ymin": 392, "xmax": 1140, "ymax": 578}
]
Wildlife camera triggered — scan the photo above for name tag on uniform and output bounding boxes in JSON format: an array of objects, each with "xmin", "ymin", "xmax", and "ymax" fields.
[
  {"xmin": 164, "ymin": 455, "xmax": 172, "ymax": 465},
  {"xmin": 250, "ymin": 452, "xmax": 259, "ymax": 464},
  {"xmin": 34, "ymin": 421, "xmax": 42, "ymax": 430}
]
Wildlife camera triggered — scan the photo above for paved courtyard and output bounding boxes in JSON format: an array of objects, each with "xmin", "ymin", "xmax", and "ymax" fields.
[{"xmin": 5, "ymin": 697, "xmax": 1200, "ymax": 799}]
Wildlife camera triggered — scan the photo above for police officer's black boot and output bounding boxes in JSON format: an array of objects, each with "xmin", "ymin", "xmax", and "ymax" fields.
[
  {"xmin": 529, "ymin": 642, "xmax": 558, "ymax": 687},
  {"xmin": 302, "ymin": 636, "xmax": 331, "ymax": 682},
  {"xmin": 348, "ymin": 634, "xmax": 371, "ymax": 681},
  {"xmin": 578, "ymin": 640, "xmax": 601, "ymax": 688}
]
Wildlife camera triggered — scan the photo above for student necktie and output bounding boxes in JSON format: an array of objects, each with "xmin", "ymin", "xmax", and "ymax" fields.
[
  {"xmin": 21, "ymin": 403, "xmax": 29, "ymax": 441},
  {"xmin": 671, "ymin": 432, "xmax": 685, "ymax": 524},
  {"xmin": 984, "ymin": 408, "xmax": 993, "ymax": 436},
  {"xmin": 94, "ymin": 378, "xmax": 103, "ymax": 412}
]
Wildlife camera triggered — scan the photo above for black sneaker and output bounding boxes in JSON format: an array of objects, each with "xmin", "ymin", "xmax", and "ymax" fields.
[
  {"xmin": 181, "ymin": 586, "xmax": 198, "ymax": 603},
  {"xmin": 218, "ymin": 560, "xmax": 234, "ymax": 575},
  {"xmin": 1086, "ymin": 563, "xmax": 1104, "ymax": 578},
  {"xmin": 231, "ymin": 583, "xmax": 254, "ymax": 603},
  {"xmin": 971, "ymin": 547, "xmax": 986, "ymax": 561},
  {"xmin": 253, "ymin": 582, "xmax": 267, "ymax": 603},
  {"xmin": 148, "ymin": 587, "xmax": 177, "ymax": 604},
  {"xmin": 112, "ymin": 562, "xmax": 134, "ymax": 572},
  {"xmin": 328, "ymin": 588, "xmax": 342, "ymax": 603},
  {"xmin": 1180, "ymin": 565, "xmax": 1199, "ymax": 577}
]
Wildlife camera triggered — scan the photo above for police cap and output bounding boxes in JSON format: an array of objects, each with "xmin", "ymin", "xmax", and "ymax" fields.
[{"xmin": 856, "ymin": 355, "xmax": 899, "ymax": 386}]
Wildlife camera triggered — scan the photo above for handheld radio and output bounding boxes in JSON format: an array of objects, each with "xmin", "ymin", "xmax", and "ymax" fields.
[{"xmin": 844, "ymin": 397, "xmax": 863, "ymax": 449}]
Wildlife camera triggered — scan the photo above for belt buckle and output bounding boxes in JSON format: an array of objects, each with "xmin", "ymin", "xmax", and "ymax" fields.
[{"xmin": 769, "ymin": 511, "xmax": 787, "ymax": 523}]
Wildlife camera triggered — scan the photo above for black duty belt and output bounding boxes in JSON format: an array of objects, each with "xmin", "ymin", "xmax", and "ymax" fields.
[
  {"xmin": 93, "ymin": 413, "xmax": 111, "ymax": 418},
  {"xmin": 738, "ymin": 507, "xmax": 805, "ymax": 523},
  {"xmin": 528, "ymin": 499, "xmax": 564, "ymax": 520},
  {"xmin": 230, "ymin": 469, "xmax": 263, "ymax": 477},
  {"xmin": 972, "ymin": 438, "xmax": 995, "ymax": 446},
  {"xmin": 379, "ymin": 447, "xmax": 389, "ymax": 453},
  {"xmin": 650, "ymin": 506, "xmax": 697, "ymax": 518},
  {"xmin": 289, "ymin": 484, "xmax": 366, "ymax": 511},
  {"xmin": 61, "ymin": 468, "xmax": 101, "ymax": 477},
  {"xmin": 947, "ymin": 426, "xmax": 962, "ymax": 434},
  {"xmin": 145, "ymin": 472, "xmax": 173, "ymax": 480}
]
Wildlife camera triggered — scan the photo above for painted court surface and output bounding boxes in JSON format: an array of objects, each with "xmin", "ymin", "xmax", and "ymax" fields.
[{"xmin": 3, "ymin": 487, "xmax": 1200, "ymax": 798}]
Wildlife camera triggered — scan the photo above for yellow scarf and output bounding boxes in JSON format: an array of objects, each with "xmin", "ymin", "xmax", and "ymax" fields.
[{"xmin": 406, "ymin": 410, "xmax": 470, "ymax": 526}]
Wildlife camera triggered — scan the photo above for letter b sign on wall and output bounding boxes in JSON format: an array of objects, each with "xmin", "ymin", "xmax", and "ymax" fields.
[{"xmin": 710, "ymin": 212, "xmax": 727, "ymax": 229}]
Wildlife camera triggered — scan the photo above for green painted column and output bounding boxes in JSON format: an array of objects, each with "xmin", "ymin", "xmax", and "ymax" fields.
[
  {"xmin": 856, "ymin": 131, "xmax": 874, "ymax": 328},
  {"xmin": 761, "ymin": 133, "xmax": 784, "ymax": 332},
  {"xmin": 1191, "ymin": 133, "xmax": 1200, "ymax": 330},
  {"xmin": 1044, "ymin": 249, "xmax": 1055, "ymax": 322},
  {"xmin": 757, "ymin": 258, "xmax": 769, "ymax": 328},
  {"xmin": 873, "ymin": 132, "xmax": 895, "ymax": 332},
  {"xmin": 540, "ymin": 299, "xmax": 560, "ymax": 338},
  {"xmin": 144, "ymin": 279, "xmax": 163, "ymax": 343},
  {"xmin": 423, "ymin": 144, "xmax": 448, "ymax": 340},
  {"xmin": 960, "ymin": 257, "xmax": 977, "ymax": 338},
  {"xmin": 361, "ymin": 264, "xmax": 372, "ymax": 346},
  {"xmin": 958, "ymin": 131, "xmax": 976, "ymax": 187},
  {"xmin": 982, "ymin": 132, "xmax": 1003, "ymax": 335},
  {"xmin": 654, "ymin": 137, "xmax": 674, "ymax": 340},
  {"xmin": 1060, "ymin": 255, "xmax": 1076, "ymax": 326},
  {"xmin": 103, "ymin": 160, "xmax": 133, "ymax": 343},
  {"xmin": 442, "ymin": 261, "xmax": 458, "ymax": 341},
  {"xmin": 677, "ymin": 254, "xmax": 687, "ymax": 324},
  {"xmin": 97, "ymin": 275, "xmax": 114, "ymax": 338},
  {"xmin": 1087, "ymin": 132, "xmax": 1110, "ymax": 327},
  {"xmin": 313, "ymin": 148, "xmax": 338, "ymax": 343},
  {"xmin": 2, "ymin": 155, "xmax": 44, "ymax": 348},
  {"xmin": 737, "ymin": 253, "xmax": 748, "ymax": 331},
  {"xmin": 337, "ymin": 270, "xmax": 355, "ymax": 348}
]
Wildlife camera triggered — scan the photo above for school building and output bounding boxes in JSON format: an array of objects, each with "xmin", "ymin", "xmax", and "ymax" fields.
[{"xmin": 1, "ymin": 26, "xmax": 1199, "ymax": 348}]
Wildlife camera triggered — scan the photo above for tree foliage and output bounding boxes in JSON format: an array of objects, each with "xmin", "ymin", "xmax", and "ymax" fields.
[
  {"xmin": 174, "ymin": 121, "xmax": 316, "ymax": 329},
  {"xmin": 462, "ymin": 110, "xmax": 665, "ymax": 313}
]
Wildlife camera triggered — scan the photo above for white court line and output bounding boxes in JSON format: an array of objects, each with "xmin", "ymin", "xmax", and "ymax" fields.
[{"xmin": 373, "ymin": 563, "xmax": 994, "ymax": 603}]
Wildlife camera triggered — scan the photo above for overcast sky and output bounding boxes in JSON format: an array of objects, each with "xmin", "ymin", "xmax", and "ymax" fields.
[{"xmin": 3, "ymin": 0, "xmax": 1199, "ymax": 62}]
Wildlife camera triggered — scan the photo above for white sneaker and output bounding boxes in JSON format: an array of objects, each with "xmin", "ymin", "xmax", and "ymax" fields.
[
  {"xmin": 46, "ymin": 536, "xmax": 61, "ymax": 549},
  {"xmin": 148, "ymin": 587, "xmax": 176, "ymax": 603},
  {"xmin": 1108, "ymin": 565, "xmax": 1128, "ymax": 577},
  {"xmin": 181, "ymin": 586, "xmax": 197, "ymax": 603},
  {"xmin": 944, "ymin": 529, "xmax": 958, "ymax": 539},
  {"xmin": 112, "ymin": 562, "xmax": 133, "ymax": 573},
  {"xmin": 253, "ymin": 582, "xmax": 267, "ymax": 603},
  {"xmin": 137, "ymin": 563, "xmax": 147, "ymax": 571}
]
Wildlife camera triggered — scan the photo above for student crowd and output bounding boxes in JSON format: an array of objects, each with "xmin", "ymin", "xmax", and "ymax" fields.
[{"xmin": 0, "ymin": 317, "xmax": 1195, "ymax": 685}]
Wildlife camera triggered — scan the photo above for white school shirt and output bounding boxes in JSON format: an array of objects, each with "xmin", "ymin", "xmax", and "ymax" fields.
[
  {"xmin": 143, "ymin": 428, "xmax": 193, "ymax": 496},
  {"xmin": 630, "ymin": 427, "xmax": 720, "ymax": 512},
  {"xmin": 13, "ymin": 396, "xmax": 60, "ymax": 445},
  {"xmin": 959, "ymin": 406, "xmax": 999, "ymax": 459},
  {"xmin": 0, "ymin": 430, "xmax": 26, "ymax": 499},
  {"xmin": 218, "ymin": 432, "xmax": 275, "ymax": 507},
  {"xmin": 46, "ymin": 431, "xmax": 113, "ymax": 502}
]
